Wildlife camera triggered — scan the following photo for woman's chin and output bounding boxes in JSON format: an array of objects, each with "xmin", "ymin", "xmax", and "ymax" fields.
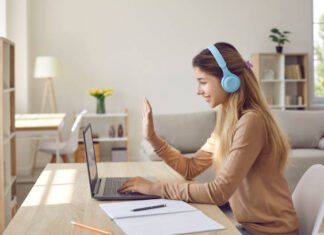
[
  {"xmin": 209, "ymin": 101, "xmax": 220, "ymax": 108},
  {"xmin": 209, "ymin": 102, "xmax": 216, "ymax": 108}
]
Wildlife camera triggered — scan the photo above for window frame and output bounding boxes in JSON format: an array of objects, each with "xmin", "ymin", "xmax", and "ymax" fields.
[{"xmin": 312, "ymin": 0, "xmax": 324, "ymax": 106}]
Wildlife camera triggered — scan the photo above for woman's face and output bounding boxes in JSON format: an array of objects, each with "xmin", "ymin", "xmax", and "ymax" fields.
[{"xmin": 194, "ymin": 67, "xmax": 229, "ymax": 108}]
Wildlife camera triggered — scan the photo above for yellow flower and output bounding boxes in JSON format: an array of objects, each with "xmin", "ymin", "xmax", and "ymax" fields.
[{"xmin": 88, "ymin": 88, "xmax": 113, "ymax": 99}]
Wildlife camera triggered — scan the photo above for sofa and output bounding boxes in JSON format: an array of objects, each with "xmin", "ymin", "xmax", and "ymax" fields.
[{"xmin": 140, "ymin": 110, "xmax": 324, "ymax": 192}]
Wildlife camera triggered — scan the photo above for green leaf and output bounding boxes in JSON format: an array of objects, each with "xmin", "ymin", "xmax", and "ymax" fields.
[
  {"xmin": 271, "ymin": 28, "xmax": 280, "ymax": 34},
  {"xmin": 269, "ymin": 35, "xmax": 279, "ymax": 42}
]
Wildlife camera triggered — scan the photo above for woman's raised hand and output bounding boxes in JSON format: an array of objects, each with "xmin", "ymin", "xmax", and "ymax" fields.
[{"xmin": 142, "ymin": 97, "xmax": 156, "ymax": 140}]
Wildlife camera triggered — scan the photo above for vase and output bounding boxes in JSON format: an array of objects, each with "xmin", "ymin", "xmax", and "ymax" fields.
[{"xmin": 96, "ymin": 97, "xmax": 106, "ymax": 114}]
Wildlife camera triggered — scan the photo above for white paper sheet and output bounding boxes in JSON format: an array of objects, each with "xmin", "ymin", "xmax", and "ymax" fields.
[
  {"xmin": 114, "ymin": 210, "xmax": 225, "ymax": 235},
  {"xmin": 100, "ymin": 199, "xmax": 225, "ymax": 235}
]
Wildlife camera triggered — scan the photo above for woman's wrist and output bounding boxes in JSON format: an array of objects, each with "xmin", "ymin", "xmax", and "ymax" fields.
[
  {"xmin": 148, "ymin": 134, "xmax": 167, "ymax": 153},
  {"xmin": 148, "ymin": 182, "xmax": 164, "ymax": 197},
  {"xmin": 146, "ymin": 132, "xmax": 157, "ymax": 142}
]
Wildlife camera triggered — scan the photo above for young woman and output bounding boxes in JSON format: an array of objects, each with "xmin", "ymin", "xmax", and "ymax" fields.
[{"xmin": 118, "ymin": 42, "xmax": 299, "ymax": 235}]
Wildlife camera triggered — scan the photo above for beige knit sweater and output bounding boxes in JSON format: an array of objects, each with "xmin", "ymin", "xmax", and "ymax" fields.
[{"xmin": 148, "ymin": 112, "xmax": 298, "ymax": 235}]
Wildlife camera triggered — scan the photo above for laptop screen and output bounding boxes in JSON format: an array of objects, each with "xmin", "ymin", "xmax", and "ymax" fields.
[{"xmin": 83, "ymin": 124, "xmax": 98, "ymax": 194}]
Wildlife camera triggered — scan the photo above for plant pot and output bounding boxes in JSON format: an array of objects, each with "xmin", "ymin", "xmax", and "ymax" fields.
[{"xmin": 276, "ymin": 46, "xmax": 283, "ymax": 53}]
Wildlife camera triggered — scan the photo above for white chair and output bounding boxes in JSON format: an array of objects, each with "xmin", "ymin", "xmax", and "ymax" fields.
[
  {"xmin": 36, "ymin": 110, "xmax": 87, "ymax": 165},
  {"xmin": 292, "ymin": 164, "xmax": 324, "ymax": 235}
]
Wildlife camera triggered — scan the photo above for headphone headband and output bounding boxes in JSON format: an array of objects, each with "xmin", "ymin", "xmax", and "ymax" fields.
[
  {"xmin": 207, "ymin": 44, "xmax": 240, "ymax": 93},
  {"xmin": 207, "ymin": 45, "xmax": 227, "ymax": 69}
]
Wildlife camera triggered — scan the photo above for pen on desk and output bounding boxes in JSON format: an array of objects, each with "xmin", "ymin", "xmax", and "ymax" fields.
[
  {"xmin": 70, "ymin": 220, "xmax": 112, "ymax": 235},
  {"xmin": 132, "ymin": 204, "xmax": 167, "ymax": 212}
]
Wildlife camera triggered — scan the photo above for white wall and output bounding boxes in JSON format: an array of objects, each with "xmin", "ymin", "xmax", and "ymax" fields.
[
  {"xmin": 7, "ymin": 0, "xmax": 29, "ymax": 113},
  {"xmin": 19, "ymin": 0, "xmax": 312, "ymax": 167},
  {"xmin": 0, "ymin": 0, "xmax": 6, "ymax": 37}
]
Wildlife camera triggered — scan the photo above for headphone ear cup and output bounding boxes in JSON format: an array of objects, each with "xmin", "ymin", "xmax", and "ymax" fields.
[{"xmin": 221, "ymin": 75, "xmax": 241, "ymax": 93}]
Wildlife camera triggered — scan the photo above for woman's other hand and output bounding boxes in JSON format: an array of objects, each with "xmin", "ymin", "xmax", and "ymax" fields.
[{"xmin": 143, "ymin": 97, "xmax": 156, "ymax": 140}]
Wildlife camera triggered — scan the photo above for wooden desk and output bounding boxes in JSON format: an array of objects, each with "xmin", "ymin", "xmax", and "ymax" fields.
[
  {"xmin": 15, "ymin": 113, "xmax": 66, "ymax": 163},
  {"xmin": 3, "ymin": 162, "xmax": 240, "ymax": 235}
]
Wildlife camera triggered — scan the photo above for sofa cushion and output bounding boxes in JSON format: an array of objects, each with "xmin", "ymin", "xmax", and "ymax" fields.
[
  {"xmin": 319, "ymin": 137, "xmax": 324, "ymax": 150},
  {"xmin": 153, "ymin": 111, "xmax": 216, "ymax": 153},
  {"xmin": 285, "ymin": 149, "xmax": 324, "ymax": 192},
  {"xmin": 273, "ymin": 110, "xmax": 324, "ymax": 148}
]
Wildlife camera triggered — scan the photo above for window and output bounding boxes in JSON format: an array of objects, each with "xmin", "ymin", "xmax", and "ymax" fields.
[{"xmin": 313, "ymin": 0, "xmax": 324, "ymax": 98}]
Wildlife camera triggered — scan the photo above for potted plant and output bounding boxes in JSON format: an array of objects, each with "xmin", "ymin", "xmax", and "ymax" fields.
[
  {"xmin": 269, "ymin": 28, "xmax": 290, "ymax": 53},
  {"xmin": 88, "ymin": 88, "xmax": 113, "ymax": 114}
]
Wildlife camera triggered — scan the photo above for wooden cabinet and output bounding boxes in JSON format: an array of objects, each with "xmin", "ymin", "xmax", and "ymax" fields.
[
  {"xmin": 74, "ymin": 142, "xmax": 101, "ymax": 162},
  {"xmin": 0, "ymin": 37, "xmax": 17, "ymax": 232},
  {"xmin": 251, "ymin": 53, "xmax": 308, "ymax": 110},
  {"xmin": 80, "ymin": 110, "xmax": 130, "ymax": 161}
]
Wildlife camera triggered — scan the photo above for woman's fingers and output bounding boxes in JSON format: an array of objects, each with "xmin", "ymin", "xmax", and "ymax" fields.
[
  {"xmin": 146, "ymin": 98, "xmax": 152, "ymax": 112},
  {"xmin": 143, "ymin": 97, "xmax": 149, "ymax": 117},
  {"xmin": 118, "ymin": 177, "xmax": 139, "ymax": 192},
  {"xmin": 144, "ymin": 97, "xmax": 152, "ymax": 114},
  {"xmin": 118, "ymin": 181, "xmax": 134, "ymax": 193},
  {"xmin": 142, "ymin": 97, "xmax": 155, "ymax": 140}
]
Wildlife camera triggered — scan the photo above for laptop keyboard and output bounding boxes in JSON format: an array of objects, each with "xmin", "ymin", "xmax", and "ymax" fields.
[{"xmin": 103, "ymin": 177, "xmax": 129, "ymax": 195}]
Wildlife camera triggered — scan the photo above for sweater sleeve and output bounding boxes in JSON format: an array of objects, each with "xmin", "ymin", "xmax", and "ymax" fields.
[
  {"xmin": 150, "ymin": 112, "xmax": 266, "ymax": 205},
  {"xmin": 148, "ymin": 135, "xmax": 213, "ymax": 180}
]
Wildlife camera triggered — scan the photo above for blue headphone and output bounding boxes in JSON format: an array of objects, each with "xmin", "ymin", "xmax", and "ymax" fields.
[{"xmin": 207, "ymin": 45, "xmax": 240, "ymax": 93}]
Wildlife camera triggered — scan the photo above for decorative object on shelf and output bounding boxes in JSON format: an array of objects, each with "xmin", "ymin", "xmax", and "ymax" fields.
[
  {"xmin": 88, "ymin": 88, "xmax": 113, "ymax": 114},
  {"xmin": 263, "ymin": 69, "xmax": 274, "ymax": 80},
  {"xmin": 34, "ymin": 56, "xmax": 62, "ymax": 112},
  {"xmin": 92, "ymin": 133, "xmax": 99, "ymax": 139},
  {"xmin": 117, "ymin": 124, "xmax": 124, "ymax": 137},
  {"xmin": 285, "ymin": 95, "xmax": 291, "ymax": 105},
  {"xmin": 298, "ymin": 96, "xmax": 303, "ymax": 106},
  {"xmin": 108, "ymin": 125, "xmax": 116, "ymax": 137},
  {"xmin": 269, "ymin": 28, "xmax": 291, "ymax": 53}
]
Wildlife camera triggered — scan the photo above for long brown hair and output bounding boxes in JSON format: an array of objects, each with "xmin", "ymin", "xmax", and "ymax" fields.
[{"xmin": 192, "ymin": 42, "xmax": 290, "ymax": 172}]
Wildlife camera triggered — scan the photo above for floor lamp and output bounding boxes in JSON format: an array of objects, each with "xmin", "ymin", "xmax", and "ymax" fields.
[
  {"xmin": 32, "ymin": 56, "xmax": 62, "ymax": 174},
  {"xmin": 34, "ymin": 56, "xmax": 61, "ymax": 113}
]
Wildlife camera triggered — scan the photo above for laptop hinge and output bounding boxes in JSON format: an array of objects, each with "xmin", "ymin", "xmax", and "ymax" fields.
[
  {"xmin": 98, "ymin": 178, "xmax": 106, "ymax": 195},
  {"xmin": 94, "ymin": 178, "xmax": 101, "ymax": 195}
]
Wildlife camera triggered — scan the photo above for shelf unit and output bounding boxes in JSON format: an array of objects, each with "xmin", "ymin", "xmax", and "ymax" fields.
[
  {"xmin": 80, "ymin": 110, "xmax": 130, "ymax": 161},
  {"xmin": 0, "ymin": 37, "xmax": 17, "ymax": 233},
  {"xmin": 251, "ymin": 53, "xmax": 309, "ymax": 110}
]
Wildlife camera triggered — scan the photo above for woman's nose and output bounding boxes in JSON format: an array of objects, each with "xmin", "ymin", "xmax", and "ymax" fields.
[{"xmin": 197, "ymin": 87, "xmax": 203, "ymax": 95}]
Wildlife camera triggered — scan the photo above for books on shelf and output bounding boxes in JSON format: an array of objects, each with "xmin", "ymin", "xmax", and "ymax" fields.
[{"xmin": 285, "ymin": 64, "xmax": 302, "ymax": 79}]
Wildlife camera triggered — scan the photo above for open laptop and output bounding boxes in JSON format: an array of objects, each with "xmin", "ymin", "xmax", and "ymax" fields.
[{"xmin": 83, "ymin": 123, "xmax": 159, "ymax": 200}]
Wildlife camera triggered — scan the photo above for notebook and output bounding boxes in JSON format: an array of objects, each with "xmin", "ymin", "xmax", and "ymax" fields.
[
  {"xmin": 83, "ymin": 123, "xmax": 159, "ymax": 200},
  {"xmin": 100, "ymin": 199, "xmax": 225, "ymax": 235}
]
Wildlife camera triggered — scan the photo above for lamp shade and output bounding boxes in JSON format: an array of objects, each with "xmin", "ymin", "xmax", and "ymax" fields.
[{"xmin": 34, "ymin": 56, "xmax": 61, "ymax": 78}]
